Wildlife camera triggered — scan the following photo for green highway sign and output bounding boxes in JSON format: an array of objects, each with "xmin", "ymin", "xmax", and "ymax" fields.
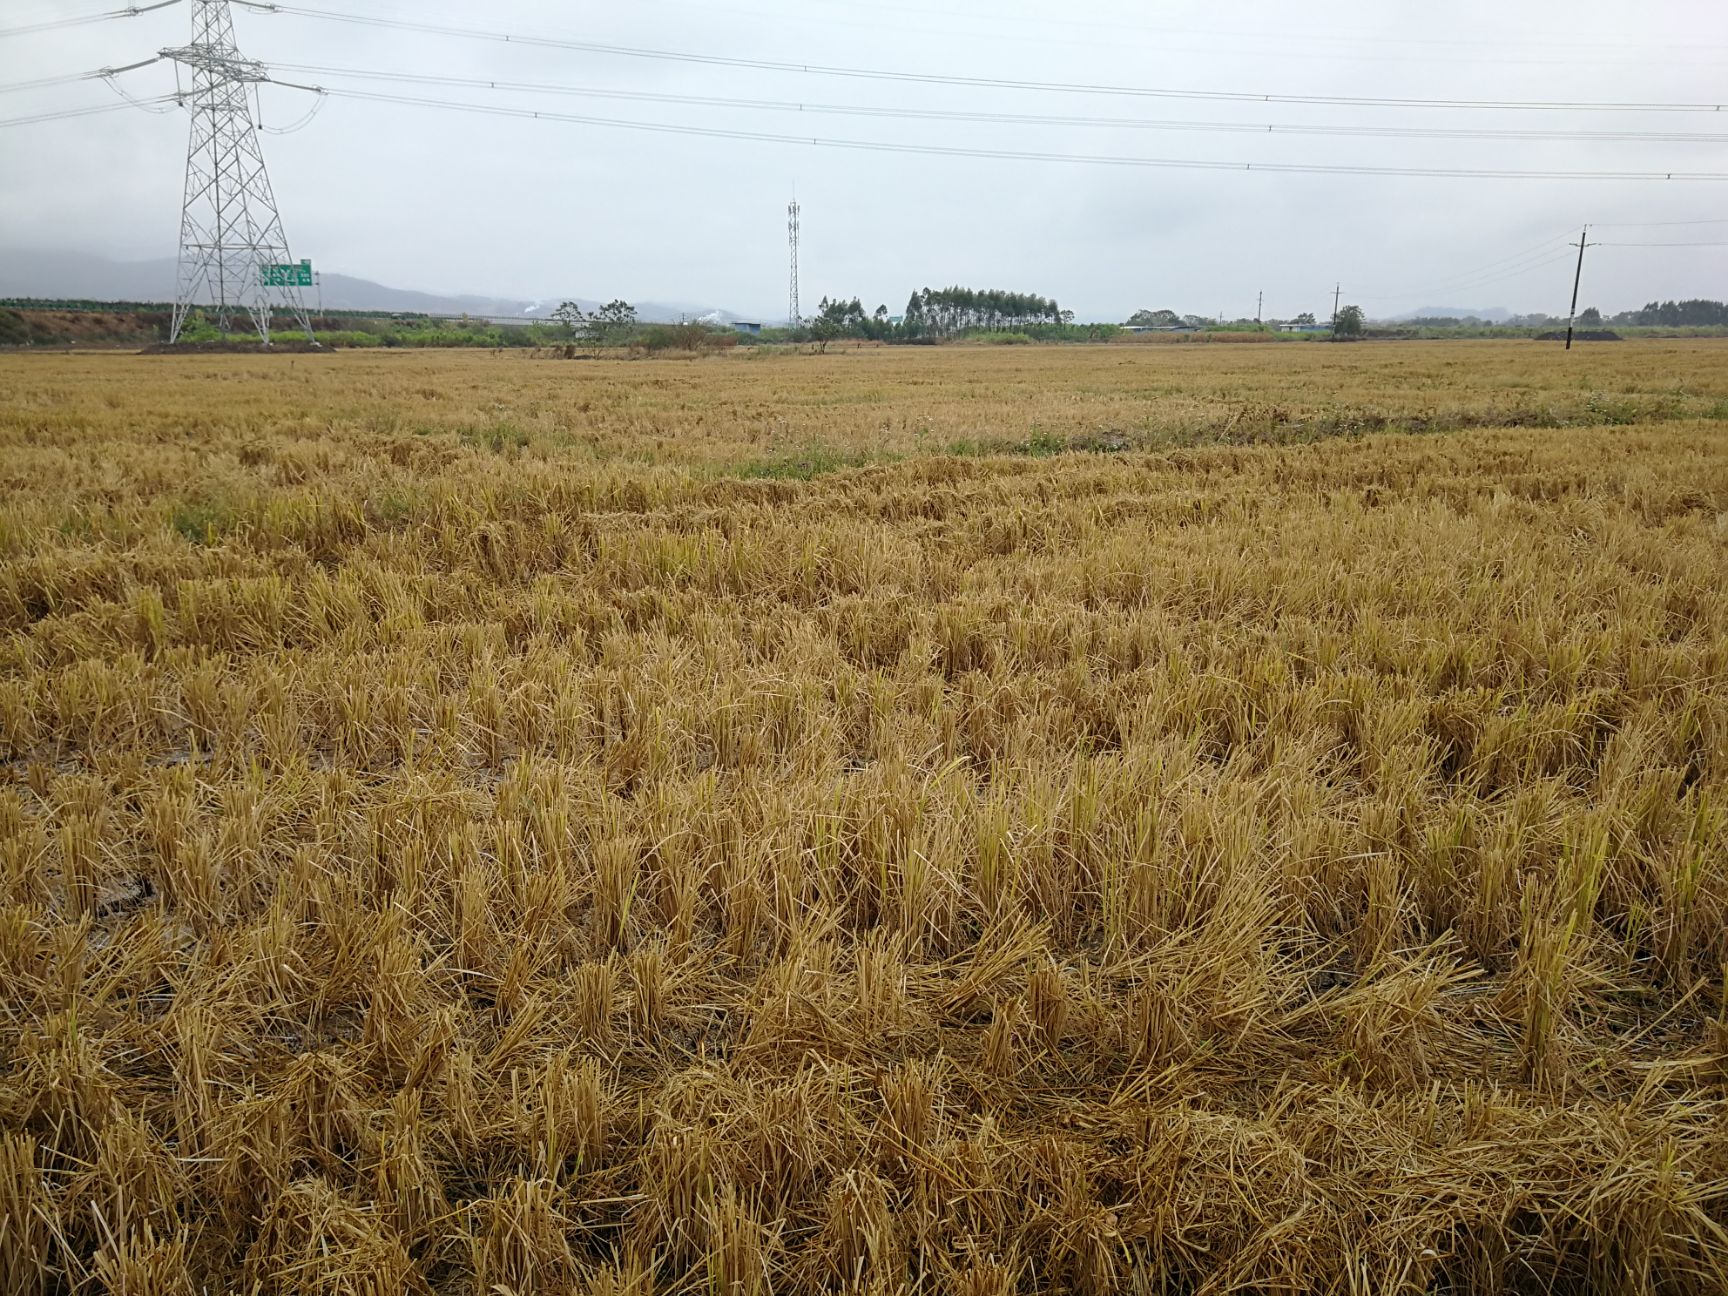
[{"xmin": 261, "ymin": 259, "xmax": 314, "ymax": 288}]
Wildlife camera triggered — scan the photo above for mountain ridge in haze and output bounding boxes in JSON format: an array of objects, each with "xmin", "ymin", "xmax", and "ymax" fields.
[
  {"xmin": 0, "ymin": 248, "xmax": 747, "ymax": 324},
  {"xmin": 1392, "ymin": 306, "xmax": 1516, "ymax": 323}
]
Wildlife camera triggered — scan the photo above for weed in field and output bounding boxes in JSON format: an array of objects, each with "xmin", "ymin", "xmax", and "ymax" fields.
[
  {"xmin": 168, "ymin": 498, "xmax": 237, "ymax": 544},
  {"xmin": 459, "ymin": 422, "xmax": 533, "ymax": 455},
  {"xmin": 731, "ymin": 446, "xmax": 891, "ymax": 480}
]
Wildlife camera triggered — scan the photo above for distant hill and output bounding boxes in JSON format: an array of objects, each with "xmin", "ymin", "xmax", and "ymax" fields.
[
  {"xmin": 1394, "ymin": 306, "xmax": 1515, "ymax": 323},
  {"xmin": 0, "ymin": 248, "xmax": 741, "ymax": 324}
]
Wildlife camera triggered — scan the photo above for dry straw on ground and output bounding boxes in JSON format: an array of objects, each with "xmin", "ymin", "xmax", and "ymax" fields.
[{"xmin": 1, "ymin": 341, "xmax": 1726, "ymax": 1293}]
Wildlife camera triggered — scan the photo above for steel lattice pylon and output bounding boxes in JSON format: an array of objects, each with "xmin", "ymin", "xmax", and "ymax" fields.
[
  {"xmin": 165, "ymin": 0, "xmax": 313, "ymax": 346},
  {"xmin": 787, "ymin": 199, "xmax": 801, "ymax": 329}
]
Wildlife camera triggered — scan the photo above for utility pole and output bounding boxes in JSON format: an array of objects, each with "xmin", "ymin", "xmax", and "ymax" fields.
[
  {"xmin": 164, "ymin": 0, "xmax": 314, "ymax": 346},
  {"xmin": 787, "ymin": 197, "xmax": 802, "ymax": 330},
  {"xmin": 1331, "ymin": 284, "xmax": 1342, "ymax": 340},
  {"xmin": 1565, "ymin": 225, "xmax": 1594, "ymax": 351},
  {"xmin": 1256, "ymin": 291, "xmax": 1263, "ymax": 325}
]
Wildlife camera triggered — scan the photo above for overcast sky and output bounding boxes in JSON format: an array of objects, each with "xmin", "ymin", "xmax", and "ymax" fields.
[{"xmin": 3, "ymin": 0, "xmax": 1727, "ymax": 320}]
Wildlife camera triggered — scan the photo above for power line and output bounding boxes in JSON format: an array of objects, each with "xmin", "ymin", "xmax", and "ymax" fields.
[
  {"xmin": 0, "ymin": 73, "xmax": 106, "ymax": 95},
  {"xmin": 1590, "ymin": 217, "xmax": 1728, "ymax": 227},
  {"xmin": 0, "ymin": 56, "xmax": 164, "ymax": 98},
  {"xmin": 275, "ymin": 64, "xmax": 1728, "ymax": 146},
  {"xmin": 1353, "ymin": 228, "xmax": 1726, "ymax": 313},
  {"xmin": 605, "ymin": 0, "xmax": 1728, "ymax": 71},
  {"xmin": 258, "ymin": 92, "xmax": 325, "ymax": 134},
  {"xmin": 0, "ymin": 99, "xmax": 173, "ymax": 128},
  {"xmin": 1417, "ymin": 231, "xmax": 1582, "ymax": 278},
  {"xmin": 302, "ymin": 87, "xmax": 1728, "ymax": 182},
  {"xmin": 100, "ymin": 70, "xmax": 180, "ymax": 115},
  {"xmin": 1446, "ymin": 253, "xmax": 1577, "ymax": 292},
  {"xmin": 1352, "ymin": 248, "xmax": 1579, "ymax": 303},
  {"xmin": 1353, "ymin": 257, "xmax": 1575, "ymax": 305},
  {"xmin": 796, "ymin": 0, "xmax": 1728, "ymax": 57},
  {"xmin": 0, "ymin": 13, "xmax": 120, "ymax": 37},
  {"xmin": 0, "ymin": 0, "xmax": 181, "ymax": 39},
  {"xmin": 1345, "ymin": 225, "xmax": 1582, "ymax": 300},
  {"xmin": 260, "ymin": 6, "xmax": 1728, "ymax": 114}
]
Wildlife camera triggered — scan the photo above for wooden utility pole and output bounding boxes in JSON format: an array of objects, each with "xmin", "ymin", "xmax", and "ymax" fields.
[
  {"xmin": 1331, "ymin": 284, "xmax": 1342, "ymax": 340},
  {"xmin": 1565, "ymin": 226, "xmax": 1592, "ymax": 351}
]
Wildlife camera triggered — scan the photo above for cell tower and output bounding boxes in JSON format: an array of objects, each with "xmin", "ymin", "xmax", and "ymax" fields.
[
  {"xmin": 164, "ymin": 0, "xmax": 314, "ymax": 346},
  {"xmin": 787, "ymin": 198, "xmax": 801, "ymax": 329}
]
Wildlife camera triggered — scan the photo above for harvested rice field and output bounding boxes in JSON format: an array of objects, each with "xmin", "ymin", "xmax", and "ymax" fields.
[{"xmin": 2, "ymin": 341, "xmax": 1727, "ymax": 1294}]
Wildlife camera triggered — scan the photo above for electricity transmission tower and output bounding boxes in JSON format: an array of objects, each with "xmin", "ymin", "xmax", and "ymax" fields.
[
  {"xmin": 165, "ymin": 0, "xmax": 314, "ymax": 345},
  {"xmin": 787, "ymin": 198, "xmax": 802, "ymax": 328}
]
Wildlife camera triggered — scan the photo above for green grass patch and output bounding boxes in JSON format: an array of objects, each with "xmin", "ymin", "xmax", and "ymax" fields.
[
  {"xmin": 729, "ymin": 446, "xmax": 894, "ymax": 480},
  {"xmin": 946, "ymin": 429, "xmax": 1134, "ymax": 458},
  {"xmin": 458, "ymin": 423, "xmax": 532, "ymax": 455},
  {"xmin": 169, "ymin": 499, "xmax": 240, "ymax": 544}
]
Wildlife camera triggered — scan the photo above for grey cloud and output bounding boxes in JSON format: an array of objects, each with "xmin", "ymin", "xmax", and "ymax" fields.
[{"xmin": 2, "ymin": 0, "xmax": 1725, "ymax": 320}]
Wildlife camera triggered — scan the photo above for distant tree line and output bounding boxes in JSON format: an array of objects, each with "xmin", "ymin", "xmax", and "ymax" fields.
[
  {"xmin": 1609, "ymin": 300, "xmax": 1728, "ymax": 327},
  {"xmin": 809, "ymin": 298, "xmax": 892, "ymax": 348},
  {"xmin": 1125, "ymin": 306, "xmax": 1359, "ymax": 335},
  {"xmin": 802, "ymin": 285, "xmax": 1074, "ymax": 346},
  {"xmin": 552, "ymin": 299, "xmax": 640, "ymax": 346},
  {"xmin": 902, "ymin": 287, "xmax": 1069, "ymax": 338},
  {"xmin": 1119, "ymin": 298, "xmax": 1728, "ymax": 337}
]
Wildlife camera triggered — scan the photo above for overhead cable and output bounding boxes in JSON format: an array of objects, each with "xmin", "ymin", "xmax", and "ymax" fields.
[
  {"xmin": 1361, "ymin": 254, "xmax": 1578, "ymax": 301},
  {"xmin": 0, "ymin": 73, "xmax": 104, "ymax": 94},
  {"xmin": 607, "ymin": 0, "xmax": 1728, "ymax": 71},
  {"xmin": 1590, "ymin": 217, "xmax": 1728, "ymax": 227},
  {"xmin": 0, "ymin": 98, "xmax": 173, "ymax": 127},
  {"xmin": 312, "ymin": 87, "xmax": 1728, "ymax": 181},
  {"xmin": 0, "ymin": 0, "xmax": 181, "ymax": 39},
  {"xmin": 1351, "ymin": 241, "xmax": 1580, "ymax": 301},
  {"xmin": 1, "ymin": 56, "xmax": 162, "ymax": 98},
  {"xmin": 277, "ymin": 64, "xmax": 1728, "ymax": 145},
  {"xmin": 800, "ymin": 0, "xmax": 1728, "ymax": 57},
  {"xmin": 259, "ymin": 88, "xmax": 326, "ymax": 134},
  {"xmin": 101, "ymin": 69, "xmax": 179, "ymax": 114},
  {"xmin": 262, "ymin": 6, "xmax": 1728, "ymax": 114}
]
